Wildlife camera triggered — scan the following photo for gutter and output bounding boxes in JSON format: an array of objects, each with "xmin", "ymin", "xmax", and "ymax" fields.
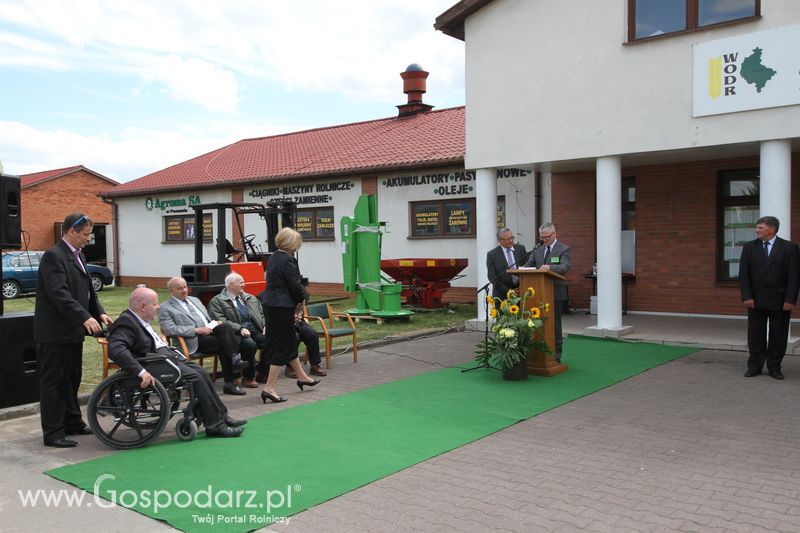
[{"xmin": 100, "ymin": 195, "xmax": 120, "ymax": 286}]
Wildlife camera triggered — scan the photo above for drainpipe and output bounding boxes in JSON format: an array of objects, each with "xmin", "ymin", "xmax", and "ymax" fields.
[{"xmin": 100, "ymin": 195, "xmax": 120, "ymax": 287}]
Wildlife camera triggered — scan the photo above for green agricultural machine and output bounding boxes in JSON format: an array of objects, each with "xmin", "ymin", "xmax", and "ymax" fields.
[{"xmin": 340, "ymin": 195, "xmax": 413, "ymax": 318}]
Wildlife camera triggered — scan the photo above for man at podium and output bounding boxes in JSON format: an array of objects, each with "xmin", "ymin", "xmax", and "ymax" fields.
[
  {"xmin": 486, "ymin": 227, "xmax": 528, "ymax": 299},
  {"xmin": 525, "ymin": 222, "xmax": 571, "ymax": 361}
]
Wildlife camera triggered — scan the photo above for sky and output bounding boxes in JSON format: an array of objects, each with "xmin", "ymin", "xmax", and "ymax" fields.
[{"xmin": 0, "ymin": 0, "xmax": 464, "ymax": 183}]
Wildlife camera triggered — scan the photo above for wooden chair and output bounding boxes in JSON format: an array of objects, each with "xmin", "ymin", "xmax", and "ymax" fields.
[
  {"xmin": 304, "ymin": 303, "xmax": 357, "ymax": 369},
  {"xmin": 97, "ymin": 336, "xmax": 119, "ymax": 378},
  {"xmin": 98, "ymin": 332, "xmax": 220, "ymax": 381},
  {"xmin": 166, "ymin": 334, "xmax": 220, "ymax": 383}
]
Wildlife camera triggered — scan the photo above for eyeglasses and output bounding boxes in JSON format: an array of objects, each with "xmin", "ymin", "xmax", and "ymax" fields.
[
  {"xmin": 500, "ymin": 236, "xmax": 515, "ymax": 242},
  {"xmin": 539, "ymin": 233, "xmax": 555, "ymax": 240}
]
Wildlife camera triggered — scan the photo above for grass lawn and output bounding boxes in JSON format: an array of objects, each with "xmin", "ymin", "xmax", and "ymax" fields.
[{"xmin": 4, "ymin": 287, "xmax": 476, "ymax": 393}]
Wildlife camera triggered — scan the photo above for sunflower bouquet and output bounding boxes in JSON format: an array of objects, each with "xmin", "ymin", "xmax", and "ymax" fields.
[{"xmin": 475, "ymin": 287, "xmax": 552, "ymax": 370}]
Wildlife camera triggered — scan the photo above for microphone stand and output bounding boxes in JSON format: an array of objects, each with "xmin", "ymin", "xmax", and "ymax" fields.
[{"xmin": 462, "ymin": 247, "xmax": 536, "ymax": 374}]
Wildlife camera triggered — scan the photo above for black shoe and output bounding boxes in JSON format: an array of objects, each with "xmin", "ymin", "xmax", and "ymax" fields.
[
  {"xmin": 232, "ymin": 356, "xmax": 248, "ymax": 370},
  {"xmin": 768, "ymin": 369, "xmax": 784, "ymax": 380},
  {"xmin": 66, "ymin": 425, "xmax": 93, "ymax": 436},
  {"xmin": 223, "ymin": 383, "xmax": 246, "ymax": 396},
  {"xmin": 44, "ymin": 437, "xmax": 78, "ymax": 448},
  {"xmin": 296, "ymin": 379, "xmax": 321, "ymax": 391},
  {"xmin": 744, "ymin": 370, "xmax": 762, "ymax": 377},
  {"xmin": 261, "ymin": 391, "xmax": 287, "ymax": 404},
  {"xmin": 225, "ymin": 416, "xmax": 247, "ymax": 427},
  {"xmin": 206, "ymin": 425, "xmax": 243, "ymax": 438}
]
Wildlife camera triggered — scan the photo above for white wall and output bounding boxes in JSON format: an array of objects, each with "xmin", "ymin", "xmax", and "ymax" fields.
[
  {"xmin": 244, "ymin": 178, "xmax": 363, "ymax": 284},
  {"xmin": 377, "ymin": 166, "xmax": 536, "ymax": 288},
  {"xmin": 116, "ymin": 190, "xmax": 231, "ymax": 278},
  {"xmin": 463, "ymin": 0, "xmax": 800, "ymax": 169},
  {"xmin": 115, "ymin": 169, "xmax": 537, "ymax": 289}
]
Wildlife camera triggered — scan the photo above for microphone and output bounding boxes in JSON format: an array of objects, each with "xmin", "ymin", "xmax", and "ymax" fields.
[{"xmin": 533, "ymin": 239, "xmax": 544, "ymax": 250}]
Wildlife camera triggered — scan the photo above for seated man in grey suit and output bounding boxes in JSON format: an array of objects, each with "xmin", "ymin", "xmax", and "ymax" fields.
[
  {"xmin": 158, "ymin": 276, "xmax": 250, "ymax": 396},
  {"xmin": 108, "ymin": 287, "xmax": 245, "ymax": 438},
  {"xmin": 525, "ymin": 222, "xmax": 571, "ymax": 362}
]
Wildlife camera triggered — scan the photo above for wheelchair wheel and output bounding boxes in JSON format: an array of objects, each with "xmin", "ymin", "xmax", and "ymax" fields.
[
  {"xmin": 175, "ymin": 418, "xmax": 197, "ymax": 441},
  {"xmin": 87, "ymin": 373, "xmax": 171, "ymax": 449}
]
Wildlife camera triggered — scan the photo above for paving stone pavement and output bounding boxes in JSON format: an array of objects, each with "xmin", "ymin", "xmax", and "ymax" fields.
[{"xmin": 1, "ymin": 329, "xmax": 799, "ymax": 532}]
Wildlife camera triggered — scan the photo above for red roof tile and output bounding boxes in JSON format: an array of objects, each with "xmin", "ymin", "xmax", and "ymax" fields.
[
  {"xmin": 105, "ymin": 107, "xmax": 465, "ymax": 198},
  {"xmin": 20, "ymin": 165, "xmax": 118, "ymax": 188}
]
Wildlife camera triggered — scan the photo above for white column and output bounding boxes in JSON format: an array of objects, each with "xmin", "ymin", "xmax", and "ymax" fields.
[
  {"xmin": 596, "ymin": 156, "xmax": 623, "ymax": 330},
  {"xmin": 475, "ymin": 168, "xmax": 497, "ymax": 320},
  {"xmin": 760, "ymin": 140, "xmax": 792, "ymax": 239},
  {"xmin": 540, "ymin": 171, "xmax": 552, "ymax": 224}
]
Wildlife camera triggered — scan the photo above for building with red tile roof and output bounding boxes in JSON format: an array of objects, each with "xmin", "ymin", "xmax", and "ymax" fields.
[
  {"xmin": 103, "ymin": 66, "xmax": 539, "ymax": 303},
  {"xmin": 17, "ymin": 165, "xmax": 117, "ymax": 263}
]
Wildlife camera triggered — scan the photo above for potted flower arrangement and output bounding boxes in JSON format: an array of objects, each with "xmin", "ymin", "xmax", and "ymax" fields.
[{"xmin": 475, "ymin": 287, "xmax": 551, "ymax": 380}]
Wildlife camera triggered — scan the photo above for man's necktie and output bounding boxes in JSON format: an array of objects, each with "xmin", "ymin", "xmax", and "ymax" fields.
[
  {"xmin": 184, "ymin": 300, "xmax": 205, "ymax": 327},
  {"xmin": 143, "ymin": 321, "xmax": 168, "ymax": 349},
  {"xmin": 72, "ymin": 249, "xmax": 86, "ymax": 274},
  {"xmin": 505, "ymin": 247, "xmax": 515, "ymax": 268},
  {"xmin": 544, "ymin": 246, "xmax": 551, "ymax": 265},
  {"xmin": 763, "ymin": 240, "xmax": 770, "ymax": 258},
  {"xmin": 236, "ymin": 297, "xmax": 251, "ymax": 321}
]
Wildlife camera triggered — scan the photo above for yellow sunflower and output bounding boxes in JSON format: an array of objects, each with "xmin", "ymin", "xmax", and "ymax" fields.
[
  {"xmin": 526, "ymin": 287, "xmax": 535, "ymax": 297},
  {"xmin": 530, "ymin": 307, "xmax": 541, "ymax": 319},
  {"xmin": 507, "ymin": 289, "xmax": 516, "ymax": 299},
  {"xmin": 490, "ymin": 308, "xmax": 498, "ymax": 319},
  {"xmin": 545, "ymin": 303, "xmax": 550, "ymax": 312},
  {"xmin": 509, "ymin": 304, "xmax": 520, "ymax": 315},
  {"xmin": 486, "ymin": 295, "xmax": 495, "ymax": 306}
]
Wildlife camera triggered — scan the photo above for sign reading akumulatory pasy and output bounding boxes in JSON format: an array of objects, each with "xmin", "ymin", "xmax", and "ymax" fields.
[{"xmin": 693, "ymin": 25, "xmax": 800, "ymax": 117}]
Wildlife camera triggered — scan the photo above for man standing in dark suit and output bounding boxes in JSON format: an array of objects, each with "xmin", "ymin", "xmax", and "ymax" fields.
[
  {"xmin": 108, "ymin": 287, "xmax": 245, "ymax": 437},
  {"xmin": 525, "ymin": 222, "xmax": 571, "ymax": 362},
  {"xmin": 486, "ymin": 227, "xmax": 527, "ymax": 300},
  {"xmin": 739, "ymin": 216, "xmax": 799, "ymax": 380},
  {"xmin": 34, "ymin": 213, "xmax": 112, "ymax": 448}
]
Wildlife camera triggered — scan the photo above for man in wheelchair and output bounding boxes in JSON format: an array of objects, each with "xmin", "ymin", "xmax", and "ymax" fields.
[{"xmin": 107, "ymin": 287, "xmax": 247, "ymax": 438}]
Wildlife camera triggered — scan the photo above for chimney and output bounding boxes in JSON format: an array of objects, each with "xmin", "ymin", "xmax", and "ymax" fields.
[{"xmin": 397, "ymin": 63, "xmax": 434, "ymax": 117}]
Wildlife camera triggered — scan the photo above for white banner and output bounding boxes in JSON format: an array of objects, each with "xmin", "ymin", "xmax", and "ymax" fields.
[{"xmin": 693, "ymin": 25, "xmax": 800, "ymax": 117}]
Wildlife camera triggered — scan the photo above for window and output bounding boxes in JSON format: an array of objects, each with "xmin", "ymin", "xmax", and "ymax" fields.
[
  {"xmin": 621, "ymin": 177, "xmax": 636, "ymax": 273},
  {"xmin": 296, "ymin": 207, "xmax": 335, "ymax": 241},
  {"xmin": 410, "ymin": 199, "xmax": 476, "ymax": 238},
  {"xmin": 622, "ymin": 177, "xmax": 636, "ymax": 230},
  {"xmin": 496, "ymin": 196, "xmax": 506, "ymax": 229},
  {"xmin": 164, "ymin": 214, "xmax": 212, "ymax": 243},
  {"xmin": 718, "ymin": 169, "xmax": 759, "ymax": 281},
  {"xmin": 629, "ymin": 0, "xmax": 759, "ymax": 41}
]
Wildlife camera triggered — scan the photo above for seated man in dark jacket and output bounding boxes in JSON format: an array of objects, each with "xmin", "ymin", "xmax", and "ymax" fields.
[{"xmin": 107, "ymin": 287, "xmax": 246, "ymax": 438}]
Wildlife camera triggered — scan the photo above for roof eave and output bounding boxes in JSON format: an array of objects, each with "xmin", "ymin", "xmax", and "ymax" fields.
[
  {"xmin": 101, "ymin": 156, "xmax": 466, "ymax": 200},
  {"xmin": 434, "ymin": 0, "xmax": 495, "ymax": 41}
]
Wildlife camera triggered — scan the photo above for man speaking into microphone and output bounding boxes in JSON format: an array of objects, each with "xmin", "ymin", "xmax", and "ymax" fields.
[{"xmin": 486, "ymin": 227, "xmax": 528, "ymax": 300}]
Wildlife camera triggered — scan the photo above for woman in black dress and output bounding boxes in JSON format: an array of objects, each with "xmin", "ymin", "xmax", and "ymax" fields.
[{"xmin": 260, "ymin": 227, "xmax": 320, "ymax": 403}]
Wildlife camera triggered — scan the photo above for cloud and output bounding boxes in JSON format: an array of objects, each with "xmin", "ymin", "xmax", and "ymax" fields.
[
  {"xmin": 0, "ymin": 0, "xmax": 463, "ymax": 109},
  {"xmin": 141, "ymin": 54, "xmax": 240, "ymax": 112},
  {"xmin": 0, "ymin": 119, "xmax": 297, "ymax": 182}
]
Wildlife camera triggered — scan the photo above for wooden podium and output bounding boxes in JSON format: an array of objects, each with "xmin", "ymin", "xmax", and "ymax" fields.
[{"xmin": 509, "ymin": 269, "xmax": 569, "ymax": 377}]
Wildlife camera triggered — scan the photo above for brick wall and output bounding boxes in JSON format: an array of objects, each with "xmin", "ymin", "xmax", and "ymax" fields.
[
  {"xmin": 21, "ymin": 170, "xmax": 113, "ymax": 250},
  {"xmin": 553, "ymin": 154, "xmax": 800, "ymax": 316}
]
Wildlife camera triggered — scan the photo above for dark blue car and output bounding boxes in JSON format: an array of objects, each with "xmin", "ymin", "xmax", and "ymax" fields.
[{"xmin": 1, "ymin": 250, "xmax": 114, "ymax": 299}]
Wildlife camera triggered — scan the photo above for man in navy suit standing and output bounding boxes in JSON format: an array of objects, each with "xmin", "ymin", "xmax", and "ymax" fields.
[
  {"xmin": 34, "ymin": 213, "xmax": 112, "ymax": 447},
  {"xmin": 486, "ymin": 227, "xmax": 527, "ymax": 300},
  {"xmin": 739, "ymin": 216, "xmax": 799, "ymax": 380}
]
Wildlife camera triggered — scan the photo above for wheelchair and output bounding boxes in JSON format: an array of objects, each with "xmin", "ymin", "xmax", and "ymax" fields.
[{"xmin": 87, "ymin": 353, "xmax": 202, "ymax": 449}]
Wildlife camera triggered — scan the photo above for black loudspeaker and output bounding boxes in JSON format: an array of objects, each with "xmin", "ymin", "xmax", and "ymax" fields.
[
  {"xmin": 0, "ymin": 173, "xmax": 22, "ymax": 249},
  {"xmin": 0, "ymin": 313, "xmax": 39, "ymax": 408}
]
